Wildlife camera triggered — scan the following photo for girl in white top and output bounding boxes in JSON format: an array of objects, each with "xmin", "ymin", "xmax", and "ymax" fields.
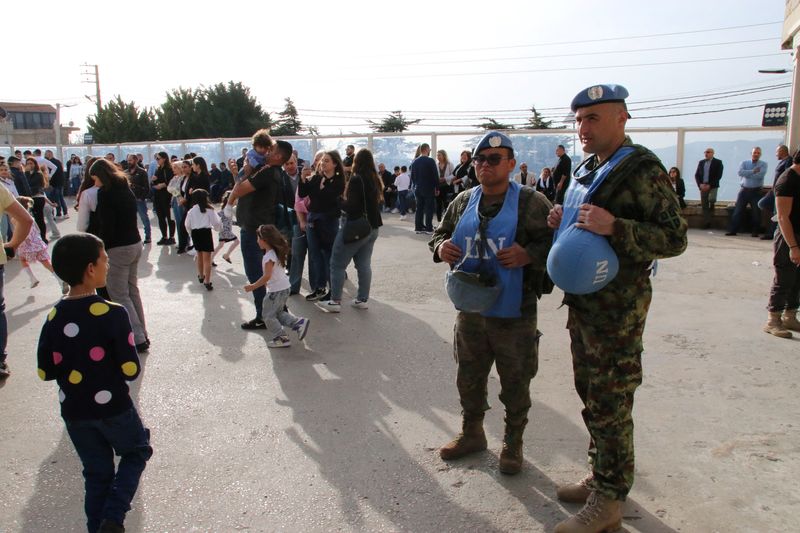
[
  {"xmin": 184, "ymin": 189, "xmax": 220, "ymax": 290},
  {"xmin": 244, "ymin": 224, "xmax": 310, "ymax": 348}
]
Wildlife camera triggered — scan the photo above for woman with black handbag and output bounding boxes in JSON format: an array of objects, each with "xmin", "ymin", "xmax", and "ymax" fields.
[
  {"xmin": 298, "ymin": 150, "xmax": 345, "ymax": 302},
  {"xmin": 316, "ymin": 148, "xmax": 383, "ymax": 313}
]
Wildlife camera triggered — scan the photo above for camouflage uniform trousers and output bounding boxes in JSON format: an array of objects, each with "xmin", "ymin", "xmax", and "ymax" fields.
[
  {"xmin": 566, "ymin": 292, "xmax": 650, "ymax": 501},
  {"xmin": 454, "ymin": 312, "xmax": 540, "ymax": 427}
]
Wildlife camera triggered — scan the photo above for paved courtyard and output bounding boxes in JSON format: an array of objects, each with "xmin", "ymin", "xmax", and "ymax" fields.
[{"xmin": 1, "ymin": 211, "xmax": 798, "ymax": 532}]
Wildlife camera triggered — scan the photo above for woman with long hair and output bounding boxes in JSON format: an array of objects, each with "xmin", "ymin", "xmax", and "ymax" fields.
[
  {"xmin": 435, "ymin": 149, "xmax": 455, "ymax": 222},
  {"xmin": 452, "ymin": 150, "xmax": 476, "ymax": 193},
  {"xmin": 176, "ymin": 159, "xmax": 194, "ymax": 253},
  {"xmin": 151, "ymin": 151, "xmax": 176, "ymax": 245},
  {"xmin": 316, "ymin": 148, "xmax": 383, "ymax": 313},
  {"xmin": 188, "ymin": 156, "xmax": 211, "ymax": 206},
  {"xmin": 298, "ymin": 150, "xmax": 345, "ymax": 301},
  {"xmin": 668, "ymin": 167, "xmax": 687, "ymax": 209},
  {"xmin": 76, "ymin": 157, "xmax": 101, "ymax": 235},
  {"xmin": 24, "ymin": 157, "xmax": 48, "ymax": 242},
  {"xmin": 91, "ymin": 158, "xmax": 150, "ymax": 352}
]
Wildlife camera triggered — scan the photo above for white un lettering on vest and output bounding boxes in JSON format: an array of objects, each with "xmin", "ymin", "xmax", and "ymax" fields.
[
  {"xmin": 464, "ymin": 236, "xmax": 507, "ymax": 259},
  {"xmin": 594, "ymin": 259, "xmax": 609, "ymax": 285}
]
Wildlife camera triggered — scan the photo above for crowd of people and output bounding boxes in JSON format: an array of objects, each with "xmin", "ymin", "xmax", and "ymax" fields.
[{"xmin": 0, "ymin": 81, "xmax": 799, "ymax": 533}]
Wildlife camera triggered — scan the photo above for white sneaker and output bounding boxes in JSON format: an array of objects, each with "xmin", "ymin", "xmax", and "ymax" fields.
[
  {"xmin": 267, "ymin": 335, "xmax": 292, "ymax": 348},
  {"xmin": 351, "ymin": 299, "xmax": 369, "ymax": 310},
  {"xmin": 316, "ymin": 300, "xmax": 341, "ymax": 313},
  {"xmin": 399, "ymin": 215, "xmax": 407, "ymax": 221},
  {"xmin": 391, "ymin": 208, "xmax": 399, "ymax": 214},
  {"xmin": 292, "ymin": 317, "xmax": 310, "ymax": 341}
]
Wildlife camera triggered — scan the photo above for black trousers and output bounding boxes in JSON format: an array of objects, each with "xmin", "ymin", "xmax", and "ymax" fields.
[{"xmin": 768, "ymin": 232, "xmax": 800, "ymax": 312}]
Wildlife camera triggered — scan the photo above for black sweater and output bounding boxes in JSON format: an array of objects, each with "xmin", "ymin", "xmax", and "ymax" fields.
[
  {"xmin": 97, "ymin": 184, "xmax": 141, "ymax": 249},
  {"xmin": 341, "ymin": 174, "xmax": 383, "ymax": 229},
  {"xmin": 298, "ymin": 173, "xmax": 345, "ymax": 216}
]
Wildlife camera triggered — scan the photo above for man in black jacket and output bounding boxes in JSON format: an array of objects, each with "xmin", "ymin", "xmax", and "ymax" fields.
[
  {"xmin": 126, "ymin": 154, "xmax": 152, "ymax": 244},
  {"xmin": 553, "ymin": 144, "xmax": 572, "ymax": 204},
  {"xmin": 45, "ymin": 150, "xmax": 68, "ymax": 218},
  {"xmin": 694, "ymin": 148, "xmax": 724, "ymax": 229},
  {"xmin": 7, "ymin": 157, "xmax": 31, "ymax": 197},
  {"xmin": 410, "ymin": 143, "xmax": 438, "ymax": 234}
]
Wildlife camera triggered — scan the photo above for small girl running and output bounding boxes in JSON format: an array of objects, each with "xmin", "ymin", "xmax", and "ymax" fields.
[
  {"xmin": 213, "ymin": 190, "xmax": 240, "ymax": 264},
  {"xmin": 184, "ymin": 189, "xmax": 220, "ymax": 291},
  {"xmin": 244, "ymin": 224, "xmax": 310, "ymax": 348},
  {"xmin": 16, "ymin": 196, "xmax": 67, "ymax": 293}
]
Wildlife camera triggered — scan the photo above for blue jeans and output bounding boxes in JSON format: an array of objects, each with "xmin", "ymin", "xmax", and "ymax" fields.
[
  {"xmin": 414, "ymin": 191, "xmax": 435, "ymax": 231},
  {"xmin": 65, "ymin": 407, "xmax": 152, "ymax": 532},
  {"xmin": 135, "ymin": 200, "xmax": 151, "ymax": 240},
  {"xmin": 70, "ymin": 176, "xmax": 82, "ymax": 195},
  {"xmin": 306, "ymin": 213, "xmax": 337, "ymax": 290},
  {"xmin": 240, "ymin": 228, "xmax": 266, "ymax": 319},
  {"xmin": 397, "ymin": 190, "xmax": 409, "ymax": 215},
  {"xmin": 289, "ymin": 223, "xmax": 322, "ymax": 293},
  {"xmin": 47, "ymin": 186, "xmax": 68, "ymax": 216},
  {"xmin": 262, "ymin": 288, "xmax": 301, "ymax": 339},
  {"xmin": 0, "ymin": 265, "xmax": 6, "ymax": 364},
  {"xmin": 728, "ymin": 186, "xmax": 762, "ymax": 234},
  {"xmin": 329, "ymin": 222, "xmax": 379, "ymax": 302}
]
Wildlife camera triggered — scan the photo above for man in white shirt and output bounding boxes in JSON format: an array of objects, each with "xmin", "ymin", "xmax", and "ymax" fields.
[
  {"xmin": 513, "ymin": 163, "xmax": 532, "ymax": 186},
  {"xmin": 33, "ymin": 149, "xmax": 58, "ymax": 176},
  {"xmin": 394, "ymin": 165, "xmax": 411, "ymax": 220}
]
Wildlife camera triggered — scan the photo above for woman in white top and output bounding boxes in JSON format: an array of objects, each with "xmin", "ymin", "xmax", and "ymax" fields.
[
  {"xmin": 435, "ymin": 149, "xmax": 454, "ymax": 222},
  {"xmin": 76, "ymin": 157, "xmax": 101, "ymax": 235}
]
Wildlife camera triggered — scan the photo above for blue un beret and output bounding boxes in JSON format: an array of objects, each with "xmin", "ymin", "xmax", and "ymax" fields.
[
  {"xmin": 570, "ymin": 84, "xmax": 630, "ymax": 112},
  {"xmin": 473, "ymin": 131, "xmax": 514, "ymax": 155}
]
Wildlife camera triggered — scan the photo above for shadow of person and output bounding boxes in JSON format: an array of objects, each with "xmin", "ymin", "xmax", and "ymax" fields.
[
  {"xmin": 198, "ymin": 274, "xmax": 248, "ymax": 363},
  {"xmin": 265, "ymin": 296, "xmax": 549, "ymax": 531}
]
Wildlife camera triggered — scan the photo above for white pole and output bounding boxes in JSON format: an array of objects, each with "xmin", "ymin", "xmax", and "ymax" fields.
[{"xmin": 789, "ymin": 43, "xmax": 800, "ymax": 151}]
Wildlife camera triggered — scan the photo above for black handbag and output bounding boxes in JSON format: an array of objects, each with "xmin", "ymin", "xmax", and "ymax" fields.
[{"xmin": 342, "ymin": 177, "xmax": 372, "ymax": 243}]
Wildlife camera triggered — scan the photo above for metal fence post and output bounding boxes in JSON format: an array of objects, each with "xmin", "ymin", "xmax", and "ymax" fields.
[{"xmin": 676, "ymin": 128, "xmax": 686, "ymax": 175}]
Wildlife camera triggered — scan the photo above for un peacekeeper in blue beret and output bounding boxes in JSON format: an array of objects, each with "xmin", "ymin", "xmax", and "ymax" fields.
[
  {"xmin": 428, "ymin": 130, "xmax": 554, "ymax": 476},
  {"xmin": 547, "ymin": 85, "xmax": 688, "ymax": 533}
]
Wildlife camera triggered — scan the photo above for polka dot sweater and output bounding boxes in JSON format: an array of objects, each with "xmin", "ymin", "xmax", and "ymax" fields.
[{"xmin": 37, "ymin": 295, "xmax": 141, "ymax": 421}]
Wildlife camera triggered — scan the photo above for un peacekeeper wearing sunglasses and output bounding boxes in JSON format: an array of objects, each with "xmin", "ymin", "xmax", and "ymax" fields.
[{"xmin": 429, "ymin": 130, "xmax": 554, "ymax": 477}]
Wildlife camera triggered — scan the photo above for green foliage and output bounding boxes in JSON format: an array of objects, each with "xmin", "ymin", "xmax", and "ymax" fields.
[
  {"xmin": 368, "ymin": 111, "xmax": 421, "ymax": 133},
  {"xmin": 88, "ymin": 82, "xmax": 272, "ymax": 142},
  {"xmin": 86, "ymin": 96, "xmax": 158, "ymax": 143},
  {"xmin": 271, "ymin": 97, "xmax": 303, "ymax": 137},
  {"xmin": 527, "ymin": 105, "xmax": 564, "ymax": 130},
  {"xmin": 156, "ymin": 87, "xmax": 202, "ymax": 140},
  {"xmin": 474, "ymin": 118, "xmax": 514, "ymax": 131}
]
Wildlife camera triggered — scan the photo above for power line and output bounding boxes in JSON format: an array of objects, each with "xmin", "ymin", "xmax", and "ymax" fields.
[
  {"xmin": 364, "ymin": 38, "xmax": 780, "ymax": 69},
  {"xmin": 357, "ymin": 53, "xmax": 790, "ymax": 81},
  {"xmin": 358, "ymin": 21, "xmax": 782, "ymax": 58}
]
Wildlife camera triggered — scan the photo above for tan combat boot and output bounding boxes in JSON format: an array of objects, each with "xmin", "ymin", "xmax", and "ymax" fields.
[
  {"xmin": 440, "ymin": 417, "xmax": 487, "ymax": 460},
  {"xmin": 498, "ymin": 422, "xmax": 526, "ymax": 475},
  {"xmin": 556, "ymin": 473, "xmax": 594, "ymax": 504},
  {"xmin": 782, "ymin": 309, "xmax": 800, "ymax": 332},
  {"xmin": 764, "ymin": 312, "xmax": 793, "ymax": 338},
  {"xmin": 554, "ymin": 492, "xmax": 623, "ymax": 533}
]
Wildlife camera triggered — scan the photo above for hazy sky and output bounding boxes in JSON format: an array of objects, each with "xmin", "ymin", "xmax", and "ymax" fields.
[{"xmin": 6, "ymin": 0, "xmax": 794, "ymax": 137}]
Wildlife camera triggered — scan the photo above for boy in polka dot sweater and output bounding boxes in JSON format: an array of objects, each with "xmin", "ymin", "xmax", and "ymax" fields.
[{"xmin": 37, "ymin": 233, "xmax": 152, "ymax": 533}]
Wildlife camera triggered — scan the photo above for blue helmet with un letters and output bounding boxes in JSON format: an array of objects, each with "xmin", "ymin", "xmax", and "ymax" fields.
[{"xmin": 546, "ymin": 224, "xmax": 619, "ymax": 295}]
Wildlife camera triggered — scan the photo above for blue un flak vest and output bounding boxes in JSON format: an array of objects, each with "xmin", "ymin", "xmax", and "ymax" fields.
[
  {"xmin": 451, "ymin": 181, "xmax": 522, "ymax": 318},
  {"xmin": 556, "ymin": 146, "xmax": 636, "ymax": 239}
]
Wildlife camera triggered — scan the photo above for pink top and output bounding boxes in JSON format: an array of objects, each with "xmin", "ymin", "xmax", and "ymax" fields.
[{"xmin": 294, "ymin": 189, "xmax": 310, "ymax": 214}]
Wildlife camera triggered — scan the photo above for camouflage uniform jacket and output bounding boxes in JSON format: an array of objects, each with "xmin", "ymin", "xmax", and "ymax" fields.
[
  {"xmin": 429, "ymin": 185, "xmax": 554, "ymax": 317},
  {"xmin": 565, "ymin": 136, "xmax": 688, "ymax": 326}
]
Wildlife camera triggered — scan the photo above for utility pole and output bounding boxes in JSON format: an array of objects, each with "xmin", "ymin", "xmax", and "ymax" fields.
[{"xmin": 81, "ymin": 63, "xmax": 101, "ymax": 113}]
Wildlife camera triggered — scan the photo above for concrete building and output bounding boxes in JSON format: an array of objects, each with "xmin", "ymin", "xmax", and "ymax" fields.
[{"xmin": 0, "ymin": 101, "xmax": 78, "ymax": 147}]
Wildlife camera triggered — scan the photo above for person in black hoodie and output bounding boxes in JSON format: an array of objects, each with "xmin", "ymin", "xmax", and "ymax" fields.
[
  {"xmin": 316, "ymin": 148, "xmax": 382, "ymax": 313},
  {"xmin": 92, "ymin": 158, "xmax": 150, "ymax": 353},
  {"xmin": 126, "ymin": 154, "xmax": 152, "ymax": 244}
]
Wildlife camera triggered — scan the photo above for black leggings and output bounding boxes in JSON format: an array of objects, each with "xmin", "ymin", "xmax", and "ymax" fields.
[
  {"xmin": 32, "ymin": 196, "xmax": 47, "ymax": 242},
  {"xmin": 154, "ymin": 195, "xmax": 174, "ymax": 239}
]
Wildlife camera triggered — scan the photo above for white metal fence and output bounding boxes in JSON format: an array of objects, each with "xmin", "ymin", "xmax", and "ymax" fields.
[{"xmin": 1, "ymin": 125, "xmax": 786, "ymax": 202}]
